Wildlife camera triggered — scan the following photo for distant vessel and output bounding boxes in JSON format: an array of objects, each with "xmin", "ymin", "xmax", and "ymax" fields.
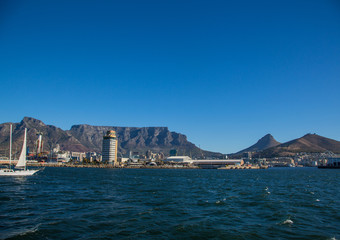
[{"xmin": 0, "ymin": 127, "xmax": 40, "ymax": 176}]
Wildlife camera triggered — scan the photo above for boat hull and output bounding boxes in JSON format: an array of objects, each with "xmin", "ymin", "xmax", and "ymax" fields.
[{"xmin": 0, "ymin": 169, "xmax": 39, "ymax": 176}]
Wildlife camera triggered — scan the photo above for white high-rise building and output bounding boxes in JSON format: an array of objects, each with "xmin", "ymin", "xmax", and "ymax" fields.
[{"xmin": 102, "ymin": 130, "xmax": 118, "ymax": 165}]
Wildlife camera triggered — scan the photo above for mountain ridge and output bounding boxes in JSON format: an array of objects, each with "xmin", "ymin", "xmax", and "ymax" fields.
[
  {"xmin": 0, "ymin": 117, "xmax": 223, "ymax": 158},
  {"xmin": 1, "ymin": 117, "xmax": 340, "ymax": 158},
  {"xmin": 261, "ymin": 133, "xmax": 340, "ymax": 156}
]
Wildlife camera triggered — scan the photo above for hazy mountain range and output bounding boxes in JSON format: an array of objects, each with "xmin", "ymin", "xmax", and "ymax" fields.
[{"xmin": 0, "ymin": 117, "xmax": 339, "ymax": 158}]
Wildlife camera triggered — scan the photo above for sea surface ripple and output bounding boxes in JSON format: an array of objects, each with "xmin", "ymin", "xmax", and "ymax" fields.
[{"xmin": 0, "ymin": 167, "xmax": 339, "ymax": 239}]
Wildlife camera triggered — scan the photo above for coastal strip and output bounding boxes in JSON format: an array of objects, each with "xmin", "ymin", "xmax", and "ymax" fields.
[{"xmin": 26, "ymin": 163, "xmax": 267, "ymax": 169}]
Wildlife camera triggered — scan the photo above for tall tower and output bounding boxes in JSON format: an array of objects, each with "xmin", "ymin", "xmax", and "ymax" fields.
[
  {"xmin": 36, "ymin": 132, "xmax": 43, "ymax": 154},
  {"xmin": 102, "ymin": 130, "xmax": 118, "ymax": 165}
]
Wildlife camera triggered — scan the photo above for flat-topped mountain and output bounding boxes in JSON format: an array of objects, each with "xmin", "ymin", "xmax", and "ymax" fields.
[
  {"xmin": 237, "ymin": 134, "xmax": 281, "ymax": 154},
  {"xmin": 0, "ymin": 117, "xmax": 223, "ymax": 158},
  {"xmin": 68, "ymin": 124, "xmax": 221, "ymax": 157}
]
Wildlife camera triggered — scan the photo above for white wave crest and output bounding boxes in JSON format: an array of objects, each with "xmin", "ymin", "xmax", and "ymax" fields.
[{"xmin": 282, "ymin": 219, "xmax": 293, "ymax": 224}]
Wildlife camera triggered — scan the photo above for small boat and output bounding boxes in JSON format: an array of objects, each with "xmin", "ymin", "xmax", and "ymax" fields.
[{"xmin": 0, "ymin": 126, "xmax": 40, "ymax": 176}]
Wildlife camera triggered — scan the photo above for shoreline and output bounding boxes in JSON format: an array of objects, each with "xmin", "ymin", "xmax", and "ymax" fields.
[{"xmin": 25, "ymin": 163, "xmax": 268, "ymax": 170}]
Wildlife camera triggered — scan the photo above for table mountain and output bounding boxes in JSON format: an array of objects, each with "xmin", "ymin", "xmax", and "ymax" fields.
[
  {"xmin": 0, "ymin": 117, "xmax": 223, "ymax": 158},
  {"xmin": 68, "ymin": 124, "xmax": 223, "ymax": 157}
]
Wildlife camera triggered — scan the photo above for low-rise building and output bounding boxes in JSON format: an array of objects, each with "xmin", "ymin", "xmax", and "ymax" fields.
[
  {"xmin": 192, "ymin": 159, "xmax": 243, "ymax": 169},
  {"xmin": 164, "ymin": 156, "xmax": 193, "ymax": 164}
]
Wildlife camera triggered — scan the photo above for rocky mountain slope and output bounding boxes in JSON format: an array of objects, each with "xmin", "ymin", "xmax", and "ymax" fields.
[
  {"xmin": 237, "ymin": 134, "xmax": 281, "ymax": 154},
  {"xmin": 261, "ymin": 133, "xmax": 340, "ymax": 156},
  {"xmin": 0, "ymin": 117, "xmax": 89, "ymax": 155},
  {"xmin": 0, "ymin": 117, "xmax": 223, "ymax": 158}
]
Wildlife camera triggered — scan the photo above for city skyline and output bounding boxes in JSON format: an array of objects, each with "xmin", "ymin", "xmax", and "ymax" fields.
[{"xmin": 1, "ymin": 0, "xmax": 339, "ymax": 153}]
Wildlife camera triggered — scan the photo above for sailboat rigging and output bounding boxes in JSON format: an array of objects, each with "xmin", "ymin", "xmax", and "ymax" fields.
[{"xmin": 0, "ymin": 127, "xmax": 40, "ymax": 176}]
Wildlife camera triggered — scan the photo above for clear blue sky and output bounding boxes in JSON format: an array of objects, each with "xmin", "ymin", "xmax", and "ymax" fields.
[{"xmin": 1, "ymin": 0, "xmax": 339, "ymax": 153}]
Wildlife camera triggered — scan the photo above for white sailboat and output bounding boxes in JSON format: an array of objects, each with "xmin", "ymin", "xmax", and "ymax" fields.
[{"xmin": 0, "ymin": 127, "xmax": 40, "ymax": 176}]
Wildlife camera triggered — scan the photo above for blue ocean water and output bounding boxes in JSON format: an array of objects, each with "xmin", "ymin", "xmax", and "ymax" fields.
[{"xmin": 0, "ymin": 167, "xmax": 339, "ymax": 239}]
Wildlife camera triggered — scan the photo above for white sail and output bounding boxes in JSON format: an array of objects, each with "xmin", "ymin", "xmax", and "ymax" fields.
[
  {"xmin": 16, "ymin": 128, "xmax": 27, "ymax": 168},
  {"xmin": 0, "ymin": 127, "xmax": 41, "ymax": 176}
]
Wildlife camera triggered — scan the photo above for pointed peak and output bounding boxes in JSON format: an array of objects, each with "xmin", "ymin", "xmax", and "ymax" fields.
[
  {"xmin": 257, "ymin": 134, "xmax": 276, "ymax": 142},
  {"xmin": 237, "ymin": 134, "xmax": 280, "ymax": 154},
  {"xmin": 262, "ymin": 133, "xmax": 274, "ymax": 139},
  {"xmin": 21, "ymin": 117, "xmax": 46, "ymax": 127}
]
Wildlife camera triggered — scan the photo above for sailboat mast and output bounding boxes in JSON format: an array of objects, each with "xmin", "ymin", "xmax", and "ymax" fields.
[
  {"xmin": 24, "ymin": 128, "xmax": 27, "ymax": 171},
  {"xmin": 9, "ymin": 124, "xmax": 12, "ymax": 169}
]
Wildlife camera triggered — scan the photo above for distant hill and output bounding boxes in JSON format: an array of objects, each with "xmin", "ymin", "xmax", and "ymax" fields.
[
  {"xmin": 237, "ymin": 134, "xmax": 281, "ymax": 154},
  {"xmin": 261, "ymin": 133, "xmax": 340, "ymax": 157},
  {"xmin": 0, "ymin": 117, "xmax": 223, "ymax": 158}
]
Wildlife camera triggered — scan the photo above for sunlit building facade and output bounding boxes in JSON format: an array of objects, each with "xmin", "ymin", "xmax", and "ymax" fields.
[{"xmin": 102, "ymin": 130, "xmax": 118, "ymax": 165}]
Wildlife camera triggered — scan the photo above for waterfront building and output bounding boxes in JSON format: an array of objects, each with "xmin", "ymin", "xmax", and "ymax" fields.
[
  {"xmin": 56, "ymin": 152, "xmax": 71, "ymax": 162},
  {"xmin": 121, "ymin": 157, "xmax": 129, "ymax": 163},
  {"xmin": 192, "ymin": 159, "xmax": 243, "ymax": 169},
  {"xmin": 164, "ymin": 156, "xmax": 193, "ymax": 164},
  {"xmin": 85, "ymin": 152, "xmax": 100, "ymax": 162},
  {"xmin": 326, "ymin": 158, "xmax": 340, "ymax": 167},
  {"xmin": 102, "ymin": 130, "xmax": 118, "ymax": 165},
  {"xmin": 71, "ymin": 151, "xmax": 86, "ymax": 162}
]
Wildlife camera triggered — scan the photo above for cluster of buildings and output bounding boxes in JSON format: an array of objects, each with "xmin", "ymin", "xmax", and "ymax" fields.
[
  {"xmin": 98, "ymin": 130, "xmax": 245, "ymax": 169},
  {"xmin": 29, "ymin": 130, "xmax": 118, "ymax": 164},
  {"xmin": 31, "ymin": 130, "xmax": 340, "ymax": 169},
  {"xmin": 241, "ymin": 151, "xmax": 340, "ymax": 167}
]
